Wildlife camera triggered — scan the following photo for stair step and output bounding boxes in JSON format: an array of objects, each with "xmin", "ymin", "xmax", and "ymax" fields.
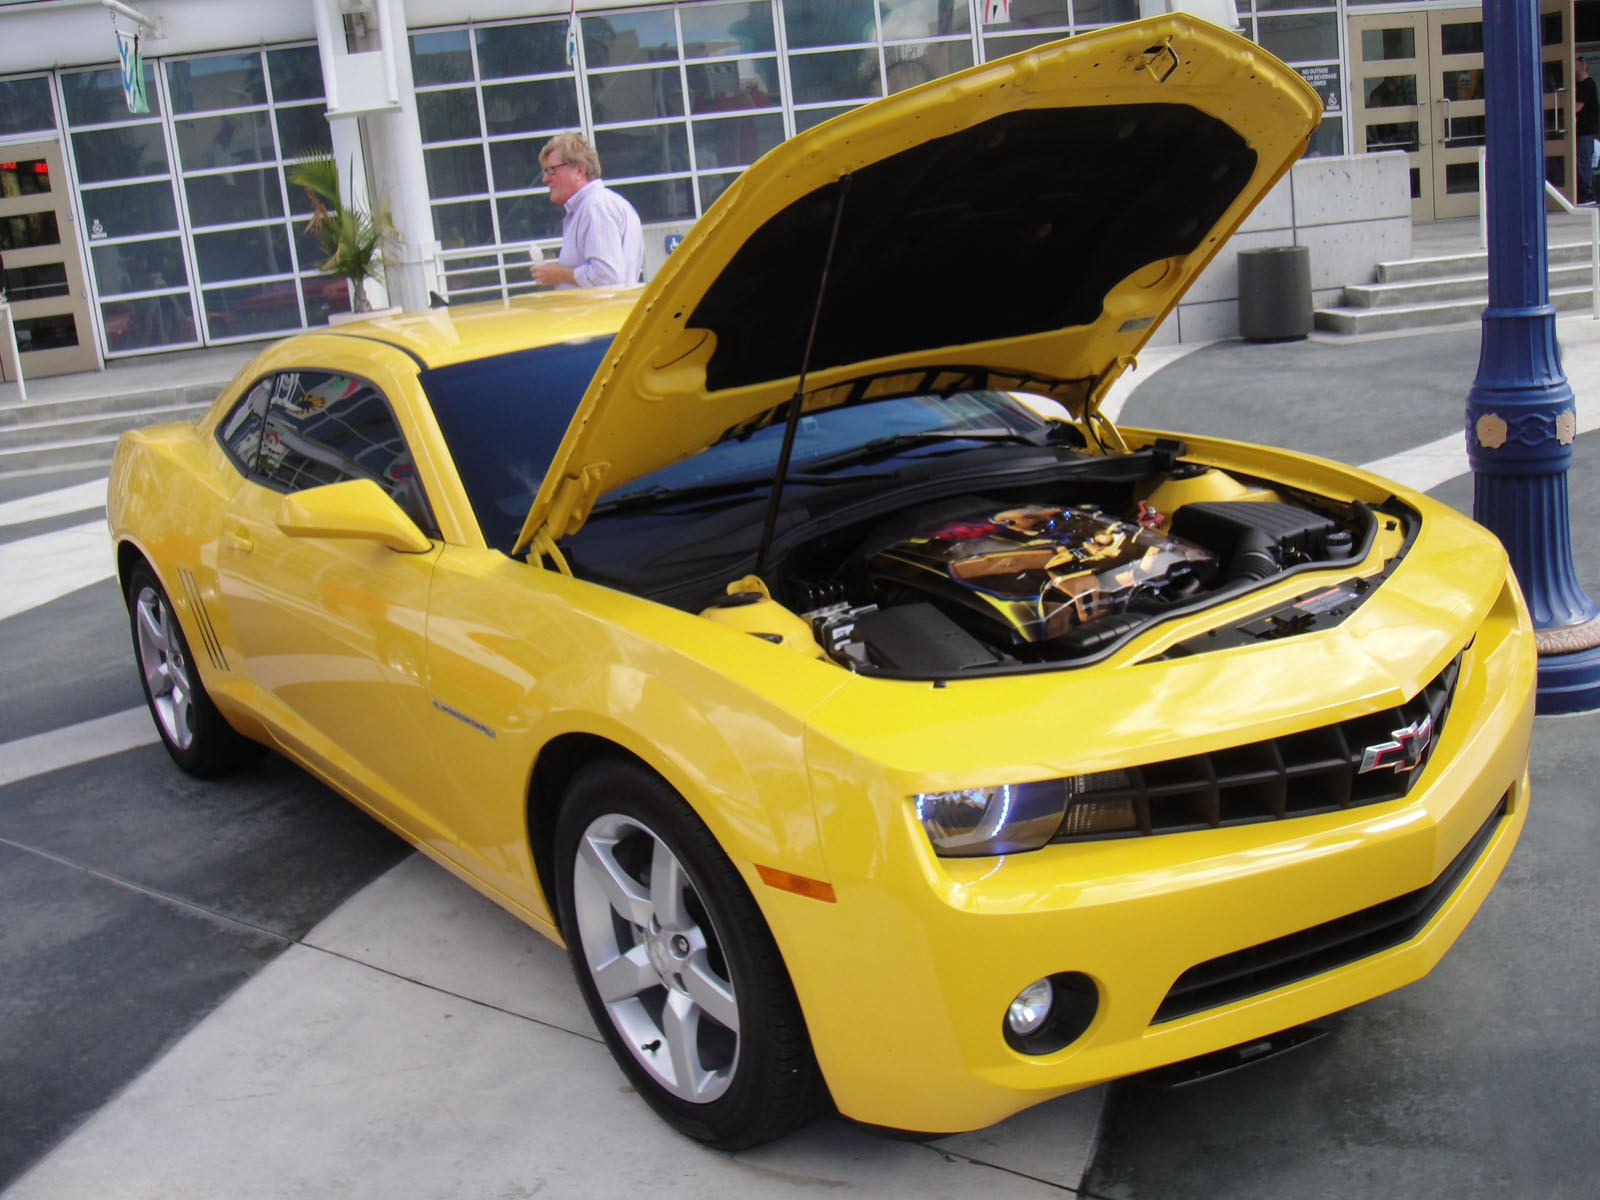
[
  {"xmin": 1344, "ymin": 262, "xmax": 1599, "ymax": 308},
  {"xmin": 1375, "ymin": 239, "xmax": 1598, "ymax": 283},
  {"xmin": 1314, "ymin": 284, "xmax": 1597, "ymax": 334},
  {"xmin": 0, "ymin": 403, "xmax": 205, "ymax": 449}
]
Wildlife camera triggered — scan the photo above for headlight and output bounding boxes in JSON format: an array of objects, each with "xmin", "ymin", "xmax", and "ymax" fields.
[{"xmin": 915, "ymin": 771, "xmax": 1142, "ymax": 856}]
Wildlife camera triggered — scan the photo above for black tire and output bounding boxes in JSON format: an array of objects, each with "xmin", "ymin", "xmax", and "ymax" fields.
[
  {"xmin": 553, "ymin": 759, "xmax": 824, "ymax": 1149},
  {"xmin": 125, "ymin": 560, "xmax": 259, "ymax": 778}
]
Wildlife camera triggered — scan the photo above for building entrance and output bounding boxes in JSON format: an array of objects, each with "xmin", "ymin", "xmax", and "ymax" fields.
[{"xmin": 0, "ymin": 139, "xmax": 97, "ymax": 378}]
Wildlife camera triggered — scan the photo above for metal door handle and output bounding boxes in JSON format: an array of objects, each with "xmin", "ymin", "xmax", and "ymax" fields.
[{"xmin": 223, "ymin": 527, "xmax": 253, "ymax": 555}]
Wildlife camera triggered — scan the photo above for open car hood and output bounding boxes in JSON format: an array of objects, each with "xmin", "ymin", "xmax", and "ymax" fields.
[{"xmin": 516, "ymin": 14, "xmax": 1320, "ymax": 555}]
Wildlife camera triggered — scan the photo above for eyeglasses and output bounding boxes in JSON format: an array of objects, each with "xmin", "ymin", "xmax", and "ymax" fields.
[{"xmin": 541, "ymin": 160, "xmax": 569, "ymax": 178}]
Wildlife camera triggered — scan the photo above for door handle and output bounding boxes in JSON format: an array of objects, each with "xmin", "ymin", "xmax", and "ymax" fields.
[{"xmin": 223, "ymin": 525, "xmax": 254, "ymax": 555}]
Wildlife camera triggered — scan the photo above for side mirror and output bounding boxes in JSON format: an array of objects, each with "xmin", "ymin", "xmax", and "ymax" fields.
[{"xmin": 275, "ymin": 478, "xmax": 432, "ymax": 554}]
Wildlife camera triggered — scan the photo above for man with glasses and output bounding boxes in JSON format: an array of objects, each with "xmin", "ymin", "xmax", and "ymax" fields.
[{"xmin": 530, "ymin": 132, "xmax": 644, "ymax": 289}]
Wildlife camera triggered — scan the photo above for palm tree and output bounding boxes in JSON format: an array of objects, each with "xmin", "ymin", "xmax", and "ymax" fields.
[{"xmin": 286, "ymin": 153, "xmax": 396, "ymax": 314}]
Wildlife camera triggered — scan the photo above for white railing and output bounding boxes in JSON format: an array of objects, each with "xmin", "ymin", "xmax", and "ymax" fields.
[
  {"xmin": 434, "ymin": 240, "xmax": 560, "ymax": 305},
  {"xmin": 1477, "ymin": 145, "xmax": 1599, "ymax": 319},
  {"xmin": 0, "ymin": 300, "xmax": 25, "ymax": 403}
]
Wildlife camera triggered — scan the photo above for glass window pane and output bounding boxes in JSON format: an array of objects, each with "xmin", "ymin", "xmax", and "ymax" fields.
[
  {"xmin": 304, "ymin": 275, "xmax": 352, "ymax": 322},
  {"xmin": 72, "ymin": 124, "xmax": 171, "ymax": 184},
  {"xmin": 1365, "ymin": 120, "xmax": 1419, "ymax": 152},
  {"xmin": 167, "ymin": 53, "xmax": 267, "ymax": 114},
  {"xmin": 986, "ymin": 0, "xmax": 1069, "ymax": 28},
  {"xmin": 80, "ymin": 181, "xmax": 178, "ymax": 239},
  {"xmin": 692, "ymin": 113, "xmax": 785, "ymax": 169},
  {"xmin": 609, "ymin": 177, "xmax": 695, "ymax": 223},
  {"xmin": 176, "ymin": 110, "xmax": 278, "ymax": 171},
  {"xmin": 193, "ymin": 224, "xmax": 293, "ymax": 283},
  {"xmin": 1543, "ymin": 12, "xmax": 1563, "ymax": 47},
  {"xmin": 476, "ymin": 20, "xmax": 570, "ymax": 78},
  {"xmin": 1445, "ymin": 161, "xmax": 1480, "ymax": 194},
  {"xmin": 102, "ymin": 293, "xmax": 196, "ymax": 351},
  {"xmin": 681, "ymin": 3, "xmax": 775, "ymax": 57},
  {"xmin": 90, "ymin": 236, "xmax": 187, "ymax": 295},
  {"xmin": 426, "ymin": 144, "xmax": 489, "ymax": 197},
  {"xmin": 483, "ymin": 78, "xmax": 580, "ymax": 135},
  {"xmin": 0, "ymin": 158, "xmax": 53, "ymax": 196},
  {"xmin": 1305, "ymin": 117, "xmax": 1344, "ymax": 158},
  {"xmin": 204, "ymin": 280, "xmax": 302, "ymax": 339},
  {"xmin": 218, "ymin": 380, "xmax": 268, "ymax": 472},
  {"xmin": 489, "ymin": 138, "xmax": 546, "ymax": 191},
  {"xmin": 1439, "ymin": 22, "xmax": 1483, "ymax": 56},
  {"xmin": 590, "ymin": 67, "xmax": 687, "ymax": 123},
  {"xmin": 15, "ymin": 313, "xmax": 80, "ymax": 352},
  {"xmin": 886, "ymin": 42, "xmax": 972, "ymax": 93},
  {"xmin": 185, "ymin": 169, "xmax": 285, "ymax": 227},
  {"xmin": 268, "ymin": 46, "xmax": 325, "ymax": 102},
  {"xmin": 1443, "ymin": 70, "xmax": 1484, "ymax": 102},
  {"xmin": 698, "ymin": 170, "xmax": 739, "ymax": 211},
  {"xmin": 1547, "ymin": 155, "xmax": 1565, "ymax": 188},
  {"xmin": 1, "ymin": 211, "xmax": 59, "ymax": 251},
  {"xmin": 687, "ymin": 58, "xmax": 779, "ymax": 113},
  {"xmin": 1364, "ymin": 75, "xmax": 1417, "ymax": 107},
  {"xmin": 496, "ymin": 193, "xmax": 564, "ymax": 243},
  {"xmin": 2, "ymin": 261, "xmax": 69, "ymax": 302},
  {"xmin": 0, "ymin": 77, "xmax": 56, "ymax": 137},
  {"xmin": 983, "ymin": 31, "xmax": 1069, "ymax": 58},
  {"xmin": 1073, "ymin": 0, "xmax": 1138, "ymax": 26},
  {"xmin": 1443, "ymin": 114, "xmax": 1485, "ymax": 146},
  {"xmin": 782, "ymin": 0, "xmax": 875, "ymax": 49},
  {"xmin": 433, "ymin": 198, "xmax": 495, "ymax": 248},
  {"xmin": 417, "ymin": 89, "xmax": 482, "ymax": 142},
  {"xmin": 594, "ymin": 124, "xmax": 690, "ymax": 177},
  {"xmin": 62, "ymin": 64, "xmax": 162, "ymax": 123},
  {"xmin": 879, "ymin": 0, "xmax": 969, "ymax": 40},
  {"xmin": 789, "ymin": 49, "xmax": 881, "ymax": 103},
  {"xmin": 583, "ymin": 9, "xmax": 679, "ymax": 67},
  {"xmin": 411, "ymin": 30, "xmax": 474, "ymax": 87},
  {"xmin": 1361, "ymin": 28, "xmax": 1416, "ymax": 62},
  {"xmin": 277, "ymin": 105, "xmax": 331, "ymax": 158},
  {"xmin": 1256, "ymin": 14, "xmax": 1338, "ymax": 64},
  {"xmin": 794, "ymin": 104, "xmax": 857, "ymax": 132}
]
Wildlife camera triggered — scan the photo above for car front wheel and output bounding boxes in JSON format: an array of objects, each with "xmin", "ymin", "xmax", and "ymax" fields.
[
  {"xmin": 126, "ymin": 560, "xmax": 257, "ymax": 778},
  {"xmin": 554, "ymin": 759, "xmax": 824, "ymax": 1148}
]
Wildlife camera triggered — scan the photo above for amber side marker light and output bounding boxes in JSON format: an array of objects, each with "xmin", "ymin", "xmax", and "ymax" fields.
[{"xmin": 756, "ymin": 864, "xmax": 837, "ymax": 902}]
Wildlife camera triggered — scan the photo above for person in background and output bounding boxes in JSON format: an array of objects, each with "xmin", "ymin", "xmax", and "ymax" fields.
[
  {"xmin": 530, "ymin": 132, "xmax": 643, "ymax": 289},
  {"xmin": 1576, "ymin": 56, "xmax": 1597, "ymax": 206}
]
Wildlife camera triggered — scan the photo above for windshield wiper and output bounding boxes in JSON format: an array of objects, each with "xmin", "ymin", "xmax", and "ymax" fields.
[{"xmin": 797, "ymin": 428, "xmax": 1046, "ymax": 473}]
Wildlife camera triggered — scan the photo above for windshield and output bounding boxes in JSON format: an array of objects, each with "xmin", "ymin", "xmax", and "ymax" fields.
[
  {"xmin": 602, "ymin": 390, "xmax": 1060, "ymax": 505},
  {"xmin": 420, "ymin": 336, "xmax": 614, "ymax": 553}
]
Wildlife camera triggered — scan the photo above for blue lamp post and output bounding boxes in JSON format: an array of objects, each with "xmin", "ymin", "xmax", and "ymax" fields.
[{"xmin": 1468, "ymin": 0, "xmax": 1600, "ymax": 713}]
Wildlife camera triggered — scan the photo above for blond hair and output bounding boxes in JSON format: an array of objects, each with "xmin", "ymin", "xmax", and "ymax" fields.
[{"xmin": 540, "ymin": 132, "xmax": 601, "ymax": 180}]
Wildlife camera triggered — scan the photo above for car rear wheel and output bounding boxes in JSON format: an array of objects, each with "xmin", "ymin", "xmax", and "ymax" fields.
[
  {"xmin": 126, "ymin": 561, "xmax": 257, "ymax": 778},
  {"xmin": 554, "ymin": 759, "xmax": 824, "ymax": 1148}
]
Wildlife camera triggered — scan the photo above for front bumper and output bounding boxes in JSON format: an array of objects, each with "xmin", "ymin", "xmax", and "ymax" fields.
[{"xmin": 773, "ymin": 581, "xmax": 1535, "ymax": 1134}]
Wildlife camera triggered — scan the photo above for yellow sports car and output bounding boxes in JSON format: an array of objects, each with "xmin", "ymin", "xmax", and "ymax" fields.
[{"xmin": 107, "ymin": 15, "xmax": 1535, "ymax": 1149}]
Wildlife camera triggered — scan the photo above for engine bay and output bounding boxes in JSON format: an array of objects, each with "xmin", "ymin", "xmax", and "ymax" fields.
[{"xmin": 569, "ymin": 432, "xmax": 1385, "ymax": 678}]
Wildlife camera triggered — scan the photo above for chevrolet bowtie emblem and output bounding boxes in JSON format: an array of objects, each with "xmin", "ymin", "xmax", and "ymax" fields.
[{"xmin": 1359, "ymin": 714, "xmax": 1434, "ymax": 775}]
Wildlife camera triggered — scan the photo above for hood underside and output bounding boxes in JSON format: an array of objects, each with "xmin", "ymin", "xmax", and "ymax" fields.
[{"xmin": 518, "ymin": 15, "xmax": 1321, "ymax": 554}]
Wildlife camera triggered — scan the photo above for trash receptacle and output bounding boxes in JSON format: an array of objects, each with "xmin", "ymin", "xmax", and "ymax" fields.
[{"xmin": 1237, "ymin": 245, "xmax": 1312, "ymax": 341}]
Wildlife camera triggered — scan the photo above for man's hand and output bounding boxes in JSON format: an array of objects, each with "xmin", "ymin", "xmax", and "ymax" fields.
[{"xmin": 531, "ymin": 260, "xmax": 577, "ymax": 287}]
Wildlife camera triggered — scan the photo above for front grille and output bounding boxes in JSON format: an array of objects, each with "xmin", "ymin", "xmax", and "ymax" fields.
[
  {"xmin": 1152, "ymin": 793, "xmax": 1508, "ymax": 1023},
  {"xmin": 1052, "ymin": 652, "xmax": 1461, "ymax": 842}
]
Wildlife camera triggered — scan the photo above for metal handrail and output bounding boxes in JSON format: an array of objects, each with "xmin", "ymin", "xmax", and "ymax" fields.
[
  {"xmin": 435, "ymin": 240, "xmax": 561, "ymax": 304},
  {"xmin": 1477, "ymin": 145, "xmax": 1600, "ymax": 319}
]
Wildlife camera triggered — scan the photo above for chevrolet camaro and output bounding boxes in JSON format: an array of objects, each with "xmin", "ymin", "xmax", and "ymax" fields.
[{"xmin": 107, "ymin": 16, "xmax": 1535, "ymax": 1149}]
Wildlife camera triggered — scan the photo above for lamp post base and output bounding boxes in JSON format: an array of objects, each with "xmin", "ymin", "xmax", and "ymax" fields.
[{"xmin": 1535, "ymin": 643, "xmax": 1600, "ymax": 715}]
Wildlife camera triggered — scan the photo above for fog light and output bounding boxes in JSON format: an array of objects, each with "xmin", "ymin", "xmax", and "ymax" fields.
[{"xmin": 1007, "ymin": 978, "xmax": 1054, "ymax": 1036}]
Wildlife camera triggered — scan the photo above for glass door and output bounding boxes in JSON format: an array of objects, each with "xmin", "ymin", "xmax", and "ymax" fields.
[
  {"xmin": 1351, "ymin": 12, "xmax": 1432, "ymax": 220},
  {"xmin": 0, "ymin": 140, "xmax": 98, "ymax": 378}
]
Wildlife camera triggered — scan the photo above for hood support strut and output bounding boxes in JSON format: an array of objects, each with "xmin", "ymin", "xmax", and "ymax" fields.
[{"xmin": 754, "ymin": 173, "xmax": 854, "ymax": 580}]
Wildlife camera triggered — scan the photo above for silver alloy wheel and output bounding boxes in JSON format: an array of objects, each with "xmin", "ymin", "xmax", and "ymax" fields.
[
  {"xmin": 571, "ymin": 812, "xmax": 740, "ymax": 1104},
  {"xmin": 133, "ymin": 584, "xmax": 195, "ymax": 751}
]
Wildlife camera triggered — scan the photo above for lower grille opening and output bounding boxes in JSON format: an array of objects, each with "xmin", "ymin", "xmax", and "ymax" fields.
[{"xmin": 1152, "ymin": 793, "xmax": 1508, "ymax": 1024}]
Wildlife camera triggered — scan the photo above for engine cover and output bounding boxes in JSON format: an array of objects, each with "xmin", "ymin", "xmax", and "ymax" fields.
[{"xmin": 867, "ymin": 503, "xmax": 1217, "ymax": 644}]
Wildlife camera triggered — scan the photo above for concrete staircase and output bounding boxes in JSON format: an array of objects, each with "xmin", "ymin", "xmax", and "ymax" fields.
[
  {"xmin": 1315, "ymin": 237, "xmax": 1599, "ymax": 335},
  {"xmin": 0, "ymin": 346, "xmax": 257, "ymax": 476}
]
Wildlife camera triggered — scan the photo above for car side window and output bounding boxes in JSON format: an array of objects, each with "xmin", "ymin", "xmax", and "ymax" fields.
[
  {"xmin": 255, "ymin": 370, "xmax": 437, "ymax": 536},
  {"xmin": 217, "ymin": 377, "xmax": 272, "ymax": 475}
]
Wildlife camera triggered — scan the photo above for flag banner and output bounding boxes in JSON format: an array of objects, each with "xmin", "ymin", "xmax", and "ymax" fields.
[
  {"xmin": 984, "ymin": 0, "xmax": 1012, "ymax": 22},
  {"xmin": 116, "ymin": 30, "xmax": 148, "ymax": 114}
]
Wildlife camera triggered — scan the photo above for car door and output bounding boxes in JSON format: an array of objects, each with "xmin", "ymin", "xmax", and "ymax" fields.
[{"xmin": 213, "ymin": 366, "xmax": 451, "ymax": 848}]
